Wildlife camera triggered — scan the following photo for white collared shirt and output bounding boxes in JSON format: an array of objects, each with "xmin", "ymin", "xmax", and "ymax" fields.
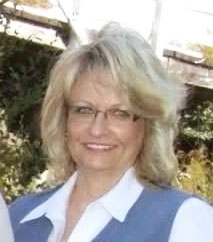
[{"xmin": 21, "ymin": 168, "xmax": 213, "ymax": 242}]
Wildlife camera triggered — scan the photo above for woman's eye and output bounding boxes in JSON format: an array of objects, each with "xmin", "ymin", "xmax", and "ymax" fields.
[
  {"xmin": 111, "ymin": 109, "xmax": 131, "ymax": 118},
  {"xmin": 72, "ymin": 106, "xmax": 94, "ymax": 114}
]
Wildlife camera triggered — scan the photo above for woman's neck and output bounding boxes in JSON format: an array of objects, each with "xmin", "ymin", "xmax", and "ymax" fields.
[
  {"xmin": 61, "ymin": 167, "xmax": 130, "ymax": 240},
  {"xmin": 73, "ymin": 167, "xmax": 128, "ymax": 202}
]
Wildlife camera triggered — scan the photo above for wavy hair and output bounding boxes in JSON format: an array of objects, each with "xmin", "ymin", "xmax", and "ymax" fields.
[{"xmin": 41, "ymin": 22, "xmax": 186, "ymax": 186}]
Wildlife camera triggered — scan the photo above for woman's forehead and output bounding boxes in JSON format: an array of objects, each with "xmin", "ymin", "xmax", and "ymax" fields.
[
  {"xmin": 70, "ymin": 71, "xmax": 131, "ymax": 105},
  {"xmin": 77, "ymin": 68, "xmax": 114, "ymax": 84}
]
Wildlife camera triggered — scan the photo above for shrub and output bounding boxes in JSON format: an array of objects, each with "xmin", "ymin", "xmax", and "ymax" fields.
[
  {"xmin": 178, "ymin": 99, "xmax": 213, "ymax": 150},
  {"xmin": 176, "ymin": 147, "xmax": 213, "ymax": 204},
  {"xmin": 0, "ymin": 28, "xmax": 61, "ymax": 202},
  {"xmin": 0, "ymin": 109, "xmax": 48, "ymax": 202}
]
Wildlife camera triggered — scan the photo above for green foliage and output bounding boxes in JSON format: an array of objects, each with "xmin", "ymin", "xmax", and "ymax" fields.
[
  {"xmin": 178, "ymin": 99, "xmax": 213, "ymax": 150},
  {"xmin": 176, "ymin": 147, "xmax": 213, "ymax": 204},
  {"xmin": 0, "ymin": 33, "xmax": 62, "ymax": 140},
  {"xmin": 0, "ymin": 21, "xmax": 61, "ymax": 202},
  {"xmin": 189, "ymin": 43, "xmax": 213, "ymax": 66},
  {"xmin": 176, "ymin": 98, "xmax": 213, "ymax": 204},
  {"xmin": 0, "ymin": 109, "xmax": 48, "ymax": 202}
]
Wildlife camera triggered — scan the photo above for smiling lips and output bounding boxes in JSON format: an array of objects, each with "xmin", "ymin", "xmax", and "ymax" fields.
[{"xmin": 85, "ymin": 143, "xmax": 114, "ymax": 151}]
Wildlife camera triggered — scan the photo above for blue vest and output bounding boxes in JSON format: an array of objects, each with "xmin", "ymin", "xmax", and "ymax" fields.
[{"xmin": 9, "ymin": 186, "xmax": 190, "ymax": 242}]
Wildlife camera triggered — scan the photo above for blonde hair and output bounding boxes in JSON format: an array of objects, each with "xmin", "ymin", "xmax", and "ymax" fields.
[{"xmin": 41, "ymin": 22, "xmax": 186, "ymax": 186}]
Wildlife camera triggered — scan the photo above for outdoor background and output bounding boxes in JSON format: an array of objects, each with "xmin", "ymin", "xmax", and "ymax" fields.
[{"xmin": 0, "ymin": 0, "xmax": 213, "ymax": 204}]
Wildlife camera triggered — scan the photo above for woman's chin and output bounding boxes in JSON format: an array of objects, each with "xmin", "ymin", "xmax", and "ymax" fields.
[{"xmin": 77, "ymin": 157, "xmax": 115, "ymax": 174}]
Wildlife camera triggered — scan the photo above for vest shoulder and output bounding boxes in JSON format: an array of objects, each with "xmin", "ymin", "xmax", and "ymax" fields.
[
  {"xmin": 134, "ymin": 186, "xmax": 192, "ymax": 214},
  {"xmin": 144, "ymin": 186, "xmax": 191, "ymax": 199},
  {"xmin": 94, "ymin": 187, "xmax": 193, "ymax": 242},
  {"xmin": 9, "ymin": 185, "xmax": 61, "ymax": 225}
]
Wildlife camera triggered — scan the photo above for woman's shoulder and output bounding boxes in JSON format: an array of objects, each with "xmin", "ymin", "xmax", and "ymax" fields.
[
  {"xmin": 137, "ymin": 185, "xmax": 210, "ymax": 216},
  {"xmin": 175, "ymin": 195, "xmax": 213, "ymax": 220},
  {"xmin": 10, "ymin": 186, "xmax": 60, "ymax": 208},
  {"xmin": 169, "ymin": 197, "xmax": 213, "ymax": 242},
  {"xmin": 9, "ymin": 186, "xmax": 61, "ymax": 225},
  {"xmin": 141, "ymin": 185, "xmax": 191, "ymax": 203}
]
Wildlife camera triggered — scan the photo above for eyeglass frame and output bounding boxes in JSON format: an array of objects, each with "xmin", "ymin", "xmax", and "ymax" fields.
[{"xmin": 67, "ymin": 104, "xmax": 140, "ymax": 124}]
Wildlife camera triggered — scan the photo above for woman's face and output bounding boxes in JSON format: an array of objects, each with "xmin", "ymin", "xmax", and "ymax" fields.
[{"xmin": 66, "ymin": 74, "xmax": 145, "ymax": 176}]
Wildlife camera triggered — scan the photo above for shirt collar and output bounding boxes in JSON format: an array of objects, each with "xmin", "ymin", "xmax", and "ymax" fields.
[
  {"xmin": 21, "ymin": 167, "xmax": 143, "ymax": 224},
  {"xmin": 98, "ymin": 167, "xmax": 143, "ymax": 222},
  {"xmin": 21, "ymin": 172, "xmax": 77, "ymax": 223}
]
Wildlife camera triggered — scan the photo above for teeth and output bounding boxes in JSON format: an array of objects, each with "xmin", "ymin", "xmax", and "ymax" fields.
[{"xmin": 86, "ymin": 144, "xmax": 112, "ymax": 150}]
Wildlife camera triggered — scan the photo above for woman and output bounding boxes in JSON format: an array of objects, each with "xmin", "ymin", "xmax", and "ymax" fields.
[
  {"xmin": 9, "ymin": 22, "xmax": 213, "ymax": 242},
  {"xmin": 0, "ymin": 192, "xmax": 14, "ymax": 242}
]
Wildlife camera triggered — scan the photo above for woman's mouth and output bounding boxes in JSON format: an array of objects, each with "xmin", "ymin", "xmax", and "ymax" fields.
[{"xmin": 85, "ymin": 143, "xmax": 114, "ymax": 151}]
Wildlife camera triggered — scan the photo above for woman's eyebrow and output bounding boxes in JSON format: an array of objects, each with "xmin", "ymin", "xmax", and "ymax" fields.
[{"xmin": 69, "ymin": 100, "xmax": 93, "ymax": 105}]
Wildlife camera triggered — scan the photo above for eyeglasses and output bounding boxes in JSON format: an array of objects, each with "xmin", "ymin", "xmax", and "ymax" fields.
[{"xmin": 68, "ymin": 105, "xmax": 140, "ymax": 124}]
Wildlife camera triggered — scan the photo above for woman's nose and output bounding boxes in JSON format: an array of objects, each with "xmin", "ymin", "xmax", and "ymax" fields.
[{"xmin": 88, "ymin": 112, "xmax": 108, "ymax": 137}]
